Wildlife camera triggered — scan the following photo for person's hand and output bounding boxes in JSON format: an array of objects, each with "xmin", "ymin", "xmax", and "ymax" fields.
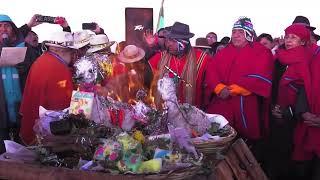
[
  {"xmin": 91, "ymin": 23, "xmax": 102, "ymax": 34},
  {"xmin": 303, "ymin": 113, "xmax": 320, "ymax": 127},
  {"xmin": 27, "ymin": 14, "xmax": 43, "ymax": 28},
  {"xmin": 56, "ymin": 17, "xmax": 69, "ymax": 28},
  {"xmin": 143, "ymin": 29, "xmax": 156, "ymax": 47},
  {"xmin": 274, "ymin": 36, "xmax": 284, "ymax": 47},
  {"xmin": 271, "ymin": 104, "xmax": 283, "ymax": 119},
  {"xmin": 279, "ymin": 36, "xmax": 285, "ymax": 46},
  {"xmin": 302, "ymin": 112, "xmax": 317, "ymax": 121},
  {"xmin": 217, "ymin": 87, "xmax": 230, "ymax": 99},
  {"xmin": 304, "ymin": 116, "xmax": 320, "ymax": 127}
]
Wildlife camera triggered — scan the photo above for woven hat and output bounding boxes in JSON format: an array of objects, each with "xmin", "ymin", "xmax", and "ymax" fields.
[
  {"xmin": 73, "ymin": 30, "xmax": 92, "ymax": 49},
  {"xmin": 44, "ymin": 31, "xmax": 77, "ymax": 49},
  {"xmin": 87, "ymin": 34, "xmax": 115, "ymax": 54},
  {"xmin": 118, "ymin": 45, "xmax": 145, "ymax": 63}
]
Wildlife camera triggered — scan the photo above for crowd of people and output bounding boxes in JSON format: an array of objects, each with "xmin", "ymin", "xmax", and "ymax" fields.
[{"xmin": 1, "ymin": 13, "xmax": 320, "ymax": 179}]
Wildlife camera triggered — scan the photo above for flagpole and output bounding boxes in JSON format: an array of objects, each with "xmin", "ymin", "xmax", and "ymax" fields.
[{"xmin": 156, "ymin": 0, "xmax": 165, "ymax": 31}]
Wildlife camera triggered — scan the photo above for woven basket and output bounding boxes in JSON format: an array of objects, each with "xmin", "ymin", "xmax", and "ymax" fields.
[
  {"xmin": 141, "ymin": 166, "xmax": 200, "ymax": 180},
  {"xmin": 192, "ymin": 126, "xmax": 237, "ymax": 156}
]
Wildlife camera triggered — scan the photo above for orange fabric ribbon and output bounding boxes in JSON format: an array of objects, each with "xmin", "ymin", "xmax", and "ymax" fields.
[
  {"xmin": 214, "ymin": 83, "xmax": 227, "ymax": 95},
  {"xmin": 229, "ymin": 84, "xmax": 252, "ymax": 96},
  {"xmin": 214, "ymin": 83, "xmax": 251, "ymax": 96}
]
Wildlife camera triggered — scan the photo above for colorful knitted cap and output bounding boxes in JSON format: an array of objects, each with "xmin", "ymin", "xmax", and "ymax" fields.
[{"xmin": 233, "ymin": 17, "xmax": 255, "ymax": 42}]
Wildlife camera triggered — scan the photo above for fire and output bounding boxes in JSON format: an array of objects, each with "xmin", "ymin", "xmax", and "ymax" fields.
[
  {"xmin": 146, "ymin": 94, "xmax": 155, "ymax": 108},
  {"xmin": 127, "ymin": 70, "xmax": 136, "ymax": 93},
  {"xmin": 128, "ymin": 99, "xmax": 138, "ymax": 105},
  {"xmin": 95, "ymin": 60, "xmax": 158, "ymax": 107},
  {"xmin": 115, "ymin": 94, "xmax": 122, "ymax": 102}
]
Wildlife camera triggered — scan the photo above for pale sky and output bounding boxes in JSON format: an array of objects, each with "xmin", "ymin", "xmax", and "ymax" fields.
[{"xmin": 1, "ymin": 0, "xmax": 319, "ymax": 45}]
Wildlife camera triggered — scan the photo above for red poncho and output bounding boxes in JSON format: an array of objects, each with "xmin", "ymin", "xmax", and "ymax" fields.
[
  {"xmin": 205, "ymin": 42, "xmax": 274, "ymax": 139},
  {"xmin": 20, "ymin": 52, "xmax": 74, "ymax": 145},
  {"xmin": 291, "ymin": 45, "xmax": 320, "ymax": 160}
]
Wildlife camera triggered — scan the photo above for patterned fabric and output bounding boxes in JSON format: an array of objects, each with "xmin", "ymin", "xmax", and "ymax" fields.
[{"xmin": 149, "ymin": 48, "xmax": 210, "ymax": 108}]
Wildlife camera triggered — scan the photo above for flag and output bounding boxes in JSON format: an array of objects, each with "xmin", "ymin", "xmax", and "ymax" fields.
[{"xmin": 156, "ymin": 0, "xmax": 165, "ymax": 31}]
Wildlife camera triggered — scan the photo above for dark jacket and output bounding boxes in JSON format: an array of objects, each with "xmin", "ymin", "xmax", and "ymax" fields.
[
  {"xmin": 15, "ymin": 44, "xmax": 41, "ymax": 92},
  {"xmin": 0, "ymin": 23, "xmax": 39, "ymax": 129}
]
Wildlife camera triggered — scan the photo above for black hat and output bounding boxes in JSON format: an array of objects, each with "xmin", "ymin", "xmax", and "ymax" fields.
[
  {"xmin": 292, "ymin": 16, "xmax": 316, "ymax": 30},
  {"xmin": 312, "ymin": 31, "xmax": 320, "ymax": 42},
  {"xmin": 165, "ymin": 22, "xmax": 194, "ymax": 39},
  {"xmin": 164, "ymin": 26, "xmax": 172, "ymax": 31}
]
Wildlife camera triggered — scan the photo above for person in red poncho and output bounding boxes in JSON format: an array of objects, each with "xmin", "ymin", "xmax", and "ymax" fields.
[
  {"xmin": 148, "ymin": 22, "xmax": 211, "ymax": 109},
  {"xmin": 298, "ymin": 46, "xmax": 320, "ymax": 180},
  {"xmin": 19, "ymin": 32, "xmax": 78, "ymax": 145},
  {"xmin": 204, "ymin": 17, "xmax": 274, "ymax": 161},
  {"xmin": 271, "ymin": 24, "xmax": 320, "ymax": 179},
  {"xmin": 276, "ymin": 24, "xmax": 320, "ymax": 180}
]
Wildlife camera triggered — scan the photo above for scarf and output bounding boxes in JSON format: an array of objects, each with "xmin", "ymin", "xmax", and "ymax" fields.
[{"xmin": 0, "ymin": 42, "xmax": 24, "ymax": 124}]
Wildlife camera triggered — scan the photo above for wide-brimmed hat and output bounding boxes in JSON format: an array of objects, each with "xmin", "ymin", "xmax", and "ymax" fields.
[
  {"xmin": 87, "ymin": 34, "xmax": 115, "ymax": 54},
  {"xmin": 194, "ymin": 37, "xmax": 211, "ymax": 49},
  {"xmin": 44, "ymin": 31, "xmax": 78, "ymax": 49},
  {"xmin": 164, "ymin": 22, "xmax": 194, "ymax": 39},
  {"xmin": 73, "ymin": 30, "xmax": 92, "ymax": 49},
  {"xmin": 292, "ymin": 16, "xmax": 316, "ymax": 31},
  {"xmin": 118, "ymin": 45, "xmax": 145, "ymax": 63}
]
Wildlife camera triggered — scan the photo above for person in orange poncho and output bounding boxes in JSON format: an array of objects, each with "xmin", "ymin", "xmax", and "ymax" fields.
[{"xmin": 204, "ymin": 17, "xmax": 274, "ymax": 163}]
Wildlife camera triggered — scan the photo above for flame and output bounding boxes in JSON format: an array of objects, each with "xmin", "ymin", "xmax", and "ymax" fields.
[
  {"xmin": 95, "ymin": 61, "xmax": 160, "ymax": 107},
  {"xmin": 128, "ymin": 99, "xmax": 138, "ymax": 105},
  {"xmin": 115, "ymin": 94, "xmax": 122, "ymax": 102},
  {"xmin": 127, "ymin": 69, "xmax": 142, "ymax": 100},
  {"xmin": 128, "ymin": 76, "xmax": 135, "ymax": 92},
  {"xmin": 146, "ymin": 95, "xmax": 155, "ymax": 108},
  {"xmin": 146, "ymin": 70, "xmax": 160, "ymax": 108}
]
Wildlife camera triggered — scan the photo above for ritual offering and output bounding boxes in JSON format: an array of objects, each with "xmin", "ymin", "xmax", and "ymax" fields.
[
  {"xmin": 69, "ymin": 90, "xmax": 95, "ymax": 119},
  {"xmin": 157, "ymin": 74, "xmax": 237, "ymax": 156}
]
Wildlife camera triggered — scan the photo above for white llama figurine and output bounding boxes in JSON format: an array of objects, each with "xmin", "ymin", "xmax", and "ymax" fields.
[{"xmin": 157, "ymin": 74, "xmax": 228, "ymax": 136}]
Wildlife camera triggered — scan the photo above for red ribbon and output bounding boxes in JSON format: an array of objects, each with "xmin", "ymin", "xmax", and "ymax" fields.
[{"xmin": 109, "ymin": 109, "xmax": 125, "ymax": 128}]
